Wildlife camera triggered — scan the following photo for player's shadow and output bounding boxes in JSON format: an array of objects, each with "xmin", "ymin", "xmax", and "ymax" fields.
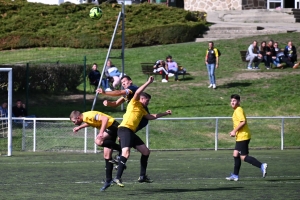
[
  {"xmin": 267, "ymin": 178, "xmax": 300, "ymax": 182},
  {"xmin": 141, "ymin": 186, "xmax": 243, "ymax": 193},
  {"xmin": 219, "ymin": 82, "xmax": 252, "ymax": 89}
]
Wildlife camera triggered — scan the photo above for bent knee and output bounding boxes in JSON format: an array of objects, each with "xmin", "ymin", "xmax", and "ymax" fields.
[{"xmin": 95, "ymin": 139, "xmax": 103, "ymax": 146}]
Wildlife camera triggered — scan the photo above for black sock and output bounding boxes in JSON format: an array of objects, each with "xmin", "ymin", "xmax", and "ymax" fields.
[
  {"xmin": 233, "ymin": 156, "xmax": 241, "ymax": 175},
  {"xmin": 244, "ymin": 155, "xmax": 262, "ymax": 168},
  {"xmin": 116, "ymin": 156, "xmax": 127, "ymax": 179},
  {"xmin": 102, "ymin": 140, "xmax": 121, "ymax": 153},
  {"xmin": 140, "ymin": 155, "xmax": 149, "ymax": 177},
  {"xmin": 105, "ymin": 159, "xmax": 113, "ymax": 182}
]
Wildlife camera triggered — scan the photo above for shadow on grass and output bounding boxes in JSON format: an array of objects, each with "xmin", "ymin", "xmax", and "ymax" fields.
[
  {"xmin": 219, "ymin": 82, "xmax": 252, "ymax": 88},
  {"xmin": 267, "ymin": 179, "xmax": 300, "ymax": 182},
  {"xmin": 140, "ymin": 186, "xmax": 244, "ymax": 193}
]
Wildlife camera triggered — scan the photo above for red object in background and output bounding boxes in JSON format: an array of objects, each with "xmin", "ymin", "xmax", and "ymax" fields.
[{"xmin": 159, "ymin": 71, "xmax": 162, "ymax": 74}]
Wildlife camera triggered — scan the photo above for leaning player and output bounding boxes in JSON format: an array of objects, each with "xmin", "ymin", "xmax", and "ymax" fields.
[
  {"xmin": 226, "ymin": 94, "xmax": 267, "ymax": 181},
  {"xmin": 69, "ymin": 110, "xmax": 121, "ymax": 191},
  {"xmin": 109, "ymin": 76, "xmax": 172, "ymax": 187}
]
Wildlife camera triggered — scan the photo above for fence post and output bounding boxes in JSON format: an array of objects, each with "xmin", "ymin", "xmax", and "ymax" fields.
[
  {"xmin": 22, "ymin": 123, "xmax": 26, "ymax": 151},
  {"xmin": 215, "ymin": 118, "xmax": 218, "ymax": 151},
  {"xmin": 281, "ymin": 118, "xmax": 284, "ymax": 150},
  {"xmin": 146, "ymin": 124, "xmax": 149, "ymax": 148},
  {"xmin": 83, "ymin": 56, "xmax": 87, "ymax": 112},
  {"xmin": 33, "ymin": 119, "xmax": 36, "ymax": 152},
  {"xmin": 26, "ymin": 63, "xmax": 29, "ymax": 112}
]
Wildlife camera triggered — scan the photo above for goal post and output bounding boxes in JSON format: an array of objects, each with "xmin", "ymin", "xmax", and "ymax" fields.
[{"xmin": 0, "ymin": 68, "xmax": 13, "ymax": 156}]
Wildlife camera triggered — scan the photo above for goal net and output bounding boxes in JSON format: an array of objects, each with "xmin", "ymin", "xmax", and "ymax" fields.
[{"xmin": 0, "ymin": 68, "xmax": 13, "ymax": 156}]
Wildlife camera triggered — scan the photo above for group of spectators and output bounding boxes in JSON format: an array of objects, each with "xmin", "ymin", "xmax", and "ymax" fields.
[
  {"xmin": 88, "ymin": 59, "xmax": 123, "ymax": 92},
  {"xmin": 153, "ymin": 55, "xmax": 180, "ymax": 82},
  {"xmin": 246, "ymin": 40, "xmax": 299, "ymax": 70}
]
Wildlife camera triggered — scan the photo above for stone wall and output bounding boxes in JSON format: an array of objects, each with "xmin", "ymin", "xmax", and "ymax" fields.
[{"xmin": 184, "ymin": 0, "xmax": 267, "ymax": 11}]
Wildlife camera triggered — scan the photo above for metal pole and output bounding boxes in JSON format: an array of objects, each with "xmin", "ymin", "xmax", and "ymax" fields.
[
  {"xmin": 26, "ymin": 63, "xmax": 29, "ymax": 113},
  {"xmin": 91, "ymin": 12, "xmax": 123, "ymax": 111},
  {"xmin": 33, "ymin": 119, "xmax": 36, "ymax": 152},
  {"xmin": 121, "ymin": 1, "xmax": 125, "ymax": 111},
  {"xmin": 83, "ymin": 56, "xmax": 87, "ymax": 111},
  {"xmin": 7, "ymin": 69, "xmax": 13, "ymax": 156},
  {"xmin": 215, "ymin": 118, "xmax": 218, "ymax": 151},
  {"xmin": 146, "ymin": 124, "xmax": 149, "ymax": 148},
  {"xmin": 84, "ymin": 127, "xmax": 87, "ymax": 153},
  {"xmin": 281, "ymin": 118, "xmax": 284, "ymax": 150}
]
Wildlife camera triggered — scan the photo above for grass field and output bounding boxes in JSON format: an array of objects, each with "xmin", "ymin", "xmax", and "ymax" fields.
[{"xmin": 1, "ymin": 150, "xmax": 299, "ymax": 200}]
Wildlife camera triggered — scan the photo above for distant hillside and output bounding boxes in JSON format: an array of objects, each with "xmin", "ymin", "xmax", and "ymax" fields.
[{"xmin": 0, "ymin": 0, "xmax": 206, "ymax": 50}]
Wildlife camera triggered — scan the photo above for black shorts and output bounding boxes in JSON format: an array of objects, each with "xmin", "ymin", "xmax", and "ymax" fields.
[
  {"xmin": 106, "ymin": 121, "xmax": 119, "ymax": 142},
  {"xmin": 234, "ymin": 139, "xmax": 250, "ymax": 155},
  {"xmin": 118, "ymin": 127, "xmax": 145, "ymax": 148}
]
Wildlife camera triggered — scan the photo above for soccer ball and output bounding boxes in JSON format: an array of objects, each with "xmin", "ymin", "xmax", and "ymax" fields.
[{"xmin": 89, "ymin": 7, "xmax": 102, "ymax": 19}]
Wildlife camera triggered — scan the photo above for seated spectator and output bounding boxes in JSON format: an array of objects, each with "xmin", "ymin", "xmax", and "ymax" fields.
[
  {"xmin": 104, "ymin": 60, "xmax": 121, "ymax": 89},
  {"xmin": 12, "ymin": 100, "xmax": 36, "ymax": 126},
  {"xmin": 88, "ymin": 63, "xmax": 111, "ymax": 92},
  {"xmin": 259, "ymin": 41, "xmax": 272, "ymax": 70},
  {"xmin": 284, "ymin": 41, "xmax": 299, "ymax": 69},
  {"xmin": 153, "ymin": 60, "xmax": 169, "ymax": 82},
  {"xmin": 273, "ymin": 42, "xmax": 299, "ymax": 69},
  {"xmin": 166, "ymin": 55, "xmax": 179, "ymax": 81},
  {"xmin": 0, "ymin": 102, "xmax": 8, "ymax": 118},
  {"xmin": 246, "ymin": 40, "xmax": 262, "ymax": 69}
]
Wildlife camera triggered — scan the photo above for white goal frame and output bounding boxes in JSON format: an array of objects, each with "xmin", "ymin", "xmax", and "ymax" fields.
[{"xmin": 0, "ymin": 68, "xmax": 13, "ymax": 156}]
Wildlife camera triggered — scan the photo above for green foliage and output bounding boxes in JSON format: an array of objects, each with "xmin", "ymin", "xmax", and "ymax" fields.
[
  {"xmin": 0, "ymin": 63, "xmax": 83, "ymax": 92},
  {"xmin": 0, "ymin": 0, "xmax": 206, "ymax": 50}
]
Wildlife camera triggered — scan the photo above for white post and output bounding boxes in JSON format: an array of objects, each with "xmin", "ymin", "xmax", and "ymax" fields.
[
  {"xmin": 94, "ymin": 128, "xmax": 97, "ymax": 153},
  {"xmin": 281, "ymin": 118, "xmax": 284, "ymax": 150},
  {"xmin": 7, "ymin": 69, "xmax": 13, "ymax": 156},
  {"xmin": 33, "ymin": 119, "xmax": 36, "ymax": 152},
  {"xmin": 84, "ymin": 127, "xmax": 87, "ymax": 153},
  {"xmin": 215, "ymin": 118, "xmax": 218, "ymax": 151},
  {"xmin": 146, "ymin": 124, "xmax": 149, "ymax": 148}
]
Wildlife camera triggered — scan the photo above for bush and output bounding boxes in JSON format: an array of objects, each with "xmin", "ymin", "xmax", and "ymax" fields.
[{"xmin": 0, "ymin": 0, "xmax": 207, "ymax": 50}]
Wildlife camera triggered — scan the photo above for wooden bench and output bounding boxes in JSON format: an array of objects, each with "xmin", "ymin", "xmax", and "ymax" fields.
[{"xmin": 141, "ymin": 62, "xmax": 190, "ymax": 81}]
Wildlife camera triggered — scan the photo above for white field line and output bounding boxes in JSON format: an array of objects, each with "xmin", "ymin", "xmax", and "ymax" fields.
[{"xmin": 1, "ymin": 176, "xmax": 300, "ymax": 186}]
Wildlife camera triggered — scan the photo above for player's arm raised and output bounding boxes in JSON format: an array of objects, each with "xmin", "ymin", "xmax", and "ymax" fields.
[
  {"xmin": 103, "ymin": 97, "xmax": 125, "ymax": 107},
  {"xmin": 96, "ymin": 88, "xmax": 126, "ymax": 96},
  {"xmin": 133, "ymin": 76, "xmax": 154, "ymax": 101},
  {"xmin": 145, "ymin": 110, "xmax": 172, "ymax": 120}
]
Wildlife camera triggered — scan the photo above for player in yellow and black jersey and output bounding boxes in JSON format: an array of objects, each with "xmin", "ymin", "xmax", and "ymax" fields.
[{"xmin": 226, "ymin": 94, "xmax": 267, "ymax": 181}]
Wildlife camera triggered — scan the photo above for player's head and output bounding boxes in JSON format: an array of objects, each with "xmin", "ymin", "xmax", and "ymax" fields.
[
  {"xmin": 121, "ymin": 75, "xmax": 132, "ymax": 89},
  {"xmin": 230, "ymin": 94, "xmax": 240, "ymax": 109},
  {"xmin": 140, "ymin": 92, "xmax": 151, "ymax": 107},
  {"xmin": 70, "ymin": 110, "xmax": 83, "ymax": 125},
  {"xmin": 208, "ymin": 41, "xmax": 214, "ymax": 49}
]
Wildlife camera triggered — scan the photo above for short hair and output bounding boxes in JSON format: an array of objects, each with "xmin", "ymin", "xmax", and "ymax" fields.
[
  {"xmin": 166, "ymin": 55, "xmax": 172, "ymax": 59},
  {"xmin": 231, "ymin": 94, "xmax": 240, "ymax": 101},
  {"xmin": 140, "ymin": 92, "xmax": 151, "ymax": 100},
  {"xmin": 121, "ymin": 75, "xmax": 132, "ymax": 81},
  {"xmin": 208, "ymin": 41, "xmax": 214, "ymax": 45},
  {"xmin": 70, "ymin": 110, "xmax": 81, "ymax": 120}
]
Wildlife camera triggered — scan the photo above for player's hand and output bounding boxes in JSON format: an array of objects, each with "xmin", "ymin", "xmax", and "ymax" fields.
[
  {"xmin": 73, "ymin": 127, "xmax": 80, "ymax": 133},
  {"xmin": 229, "ymin": 131, "xmax": 236, "ymax": 137},
  {"xmin": 148, "ymin": 76, "xmax": 154, "ymax": 83},
  {"xmin": 103, "ymin": 100, "xmax": 108, "ymax": 106},
  {"xmin": 97, "ymin": 133, "xmax": 103, "ymax": 140},
  {"xmin": 166, "ymin": 110, "xmax": 172, "ymax": 115},
  {"xmin": 96, "ymin": 88, "xmax": 104, "ymax": 94}
]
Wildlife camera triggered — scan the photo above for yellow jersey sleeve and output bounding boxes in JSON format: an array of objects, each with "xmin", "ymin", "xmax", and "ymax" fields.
[{"xmin": 82, "ymin": 111, "xmax": 115, "ymax": 129}]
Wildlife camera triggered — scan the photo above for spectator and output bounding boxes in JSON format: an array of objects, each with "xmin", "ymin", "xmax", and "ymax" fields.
[
  {"xmin": 246, "ymin": 40, "xmax": 262, "ymax": 70},
  {"xmin": 259, "ymin": 41, "xmax": 271, "ymax": 70},
  {"xmin": 205, "ymin": 41, "xmax": 219, "ymax": 89},
  {"xmin": 12, "ymin": 100, "xmax": 36, "ymax": 127},
  {"xmin": 153, "ymin": 60, "xmax": 169, "ymax": 82},
  {"xmin": 284, "ymin": 41, "xmax": 299, "ymax": 69},
  {"xmin": 0, "ymin": 102, "xmax": 8, "ymax": 118},
  {"xmin": 272, "ymin": 42, "xmax": 299, "ymax": 69},
  {"xmin": 166, "ymin": 55, "xmax": 179, "ymax": 81},
  {"xmin": 104, "ymin": 60, "xmax": 121, "ymax": 89},
  {"xmin": 88, "ymin": 63, "xmax": 111, "ymax": 92}
]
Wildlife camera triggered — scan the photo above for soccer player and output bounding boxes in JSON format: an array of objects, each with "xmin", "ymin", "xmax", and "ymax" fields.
[
  {"xmin": 226, "ymin": 94, "xmax": 267, "ymax": 181},
  {"xmin": 69, "ymin": 110, "xmax": 121, "ymax": 191},
  {"xmin": 108, "ymin": 76, "xmax": 171, "ymax": 187}
]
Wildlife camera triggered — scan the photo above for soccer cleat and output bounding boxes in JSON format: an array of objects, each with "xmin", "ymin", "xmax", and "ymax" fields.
[
  {"xmin": 113, "ymin": 178, "xmax": 124, "ymax": 187},
  {"xmin": 261, "ymin": 163, "xmax": 268, "ymax": 178},
  {"xmin": 138, "ymin": 175, "xmax": 153, "ymax": 183},
  {"xmin": 226, "ymin": 173, "xmax": 239, "ymax": 181},
  {"xmin": 100, "ymin": 180, "xmax": 113, "ymax": 192}
]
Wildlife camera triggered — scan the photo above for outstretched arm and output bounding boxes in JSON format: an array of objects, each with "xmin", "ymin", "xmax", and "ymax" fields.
[
  {"xmin": 103, "ymin": 97, "xmax": 125, "ymax": 108},
  {"xmin": 144, "ymin": 110, "xmax": 172, "ymax": 120},
  {"xmin": 73, "ymin": 123, "xmax": 89, "ymax": 133},
  {"xmin": 133, "ymin": 76, "xmax": 154, "ymax": 101},
  {"xmin": 96, "ymin": 88, "xmax": 126, "ymax": 96}
]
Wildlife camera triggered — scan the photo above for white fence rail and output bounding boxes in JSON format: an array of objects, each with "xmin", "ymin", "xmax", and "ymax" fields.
[{"xmin": 1, "ymin": 116, "xmax": 300, "ymax": 153}]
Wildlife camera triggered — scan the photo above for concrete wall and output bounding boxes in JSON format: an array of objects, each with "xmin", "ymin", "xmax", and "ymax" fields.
[{"xmin": 184, "ymin": 0, "xmax": 267, "ymax": 11}]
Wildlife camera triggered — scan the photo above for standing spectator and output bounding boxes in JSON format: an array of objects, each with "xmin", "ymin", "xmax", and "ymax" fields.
[
  {"xmin": 104, "ymin": 60, "xmax": 121, "ymax": 89},
  {"xmin": 153, "ymin": 60, "xmax": 169, "ymax": 82},
  {"xmin": 12, "ymin": 100, "xmax": 28, "ymax": 117},
  {"xmin": 259, "ymin": 41, "xmax": 271, "ymax": 70},
  {"xmin": 0, "ymin": 102, "xmax": 8, "ymax": 117},
  {"xmin": 88, "ymin": 63, "xmax": 111, "ymax": 92},
  {"xmin": 246, "ymin": 40, "xmax": 262, "ymax": 70},
  {"xmin": 284, "ymin": 41, "xmax": 299, "ymax": 69},
  {"xmin": 205, "ymin": 41, "xmax": 219, "ymax": 89},
  {"xmin": 226, "ymin": 94, "xmax": 267, "ymax": 181},
  {"xmin": 166, "ymin": 55, "xmax": 179, "ymax": 82}
]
